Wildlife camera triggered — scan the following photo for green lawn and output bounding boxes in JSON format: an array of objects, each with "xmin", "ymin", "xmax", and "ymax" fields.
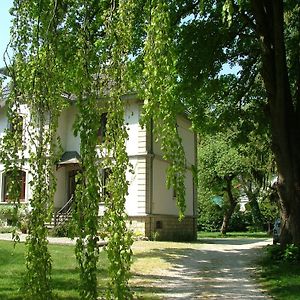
[
  {"xmin": 197, "ymin": 231, "xmax": 270, "ymax": 239},
  {"xmin": 0, "ymin": 240, "xmax": 162, "ymax": 299},
  {"xmin": 258, "ymin": 254, "xmax": 300, "ymax": 300},
  {"xmin": 0, "ymin": 241, "xmax": 109, "ymax": 299}
]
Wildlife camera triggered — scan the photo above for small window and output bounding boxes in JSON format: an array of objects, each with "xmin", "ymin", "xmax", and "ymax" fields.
[
  {"xmin": 97, "ymin": 113, "xmax": 107, "ymax": 143},
  {"xmin": 173, "ymin": 188, "xmax": 177, "ymax": 199},
  {"xmin": 156, "ymin": 220, "xmax": 163, "ymax": 229},
  {"xmin": 3, "ymin": 170, "xmax": 26, "ymax": 202}
]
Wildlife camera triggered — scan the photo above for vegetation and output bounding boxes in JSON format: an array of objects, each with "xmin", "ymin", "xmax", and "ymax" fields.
[
  {"xmin": 2, "ymin": 0, "xmax": 300, "ymax": 297},
  {"xmin": 177, "ymin": 0, "xmax": 300, "ymax": 246},
  {"xmin": 198, "ymin": 131, "xmax": 276, "ymax": 234},
  {"xmin": 0, "ymin": 241, "xmax": 101, "ymax": 299},
  {"xmin": 258, "ymin": 244, "xmax": 300, "ymax": 299},
  {"xmin": 198, "ymin": 231, "xmax": 269, "ymax": 239},
  {"xmin": 3, "ymin": 1, "xmax": 186, "ymax": 298}
]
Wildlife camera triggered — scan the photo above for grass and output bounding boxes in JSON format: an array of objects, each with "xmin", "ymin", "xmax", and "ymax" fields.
[
  {"xmin": 258, "ymin": 248, "xmax": 300, "ymax": 299},
  {"xmin": 198, "ymin": 231, "xmax": 270, "ymax": 239},
  {"xmin": 2, "ymin": 235, "xmax": 295, "ymax": 300},
  {"xmin": 0, "ymin": 240, "xmax": 164, "ymax": 299},
  {"xmin": 0, "ymin": 241, "xmax": 103, "ymax": 299}
]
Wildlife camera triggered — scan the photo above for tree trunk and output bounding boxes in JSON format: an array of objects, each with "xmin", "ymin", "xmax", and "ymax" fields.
[
  {"xmin": 249, "ymin": 197, "xmax": 263, "ymax": 229},
  {"xmin": 242, "ymin": 182, "xmax": 263, "ymax": 229},
  {"xmin": 251, "ymin": 0, "xmax": 300, "ymax": 246},
  {"xmin": 220, "ymin": 203, "xmax": 236, "ymax": 234},
  {"xmin": 220, "ymin": 176, "xmax": 237, "ymax": 234}
]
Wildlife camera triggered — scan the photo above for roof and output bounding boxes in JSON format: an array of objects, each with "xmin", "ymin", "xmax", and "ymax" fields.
[{"xmin": 57, "ymin": 151, "xmax": 81, "ymax": 165}]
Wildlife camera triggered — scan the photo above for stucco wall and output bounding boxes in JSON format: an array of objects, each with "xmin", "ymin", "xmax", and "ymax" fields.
[
  {"xmin": 151, "ymin": 158, "xmax": 194, "ymax": 216},
  {"xmin": 125, "ymin": 157, "xmax": 147, "ymax": 216},
  {"xmin": 150, "ymin": 114, "xmax": 196, "ymax": 218},
  {"xmin": 0, "ymin": 107, "xmax": 8, "ymax": 139},
  {"xmin": 54, "ymin": 167, "xmax": 68, "ymax": 209},
  {"xmin": 57, "ymin": 105, "xmax": 80, "ymax": 153},
  {"xmin": 124, "ymin": 101, "xmax": 144, "ymax": 155},
  {"xmin": 152, "ymin": 115, "xmax": 195, "ymax": 167}
]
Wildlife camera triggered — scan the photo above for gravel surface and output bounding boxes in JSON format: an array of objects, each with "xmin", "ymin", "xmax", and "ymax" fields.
[{"xmin": 132, "ymin": 238, "xmax": 273, "ymax": 299}]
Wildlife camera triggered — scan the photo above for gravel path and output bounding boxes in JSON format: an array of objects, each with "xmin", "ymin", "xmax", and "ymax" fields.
[{"xmin": 132, "ymin": 238, "xmax": 273, "ymax": 299}]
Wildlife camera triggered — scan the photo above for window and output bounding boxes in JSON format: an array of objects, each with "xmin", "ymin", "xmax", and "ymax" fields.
[
  {"xmin": 97, "ymin": 113, "xmax": 107, "ymax": 143},
  {"xmin": 155, "ymin": 220, "xmax": 163, "ymax": 229},
  {"xmin": 173, "ymin": 188, "xmax": 177, "ymax": 199},
  {"xmin": 3, "ymin": 170, "xmax": 26, "ymax": 202}
]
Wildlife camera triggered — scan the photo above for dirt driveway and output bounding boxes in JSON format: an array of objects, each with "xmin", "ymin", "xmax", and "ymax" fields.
[{"xmin": 131, "ymin": 238, "xmax": 273, "ymax": 299}]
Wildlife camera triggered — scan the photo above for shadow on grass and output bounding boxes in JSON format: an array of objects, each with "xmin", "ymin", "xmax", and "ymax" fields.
[
  {"xmin": 197, "ymin": 238, "xmax": 270, "ymax": 246},
  {"xmin": 259, "ymin": 257, "xmax": 300, "ymax": 300},
  {"xmin": 0, "ymin": 240, "xmax": 109, "ymax": 299},
  {"xmin": 0, "ymin": 267, "xmax": 109, "ymax": 300}
]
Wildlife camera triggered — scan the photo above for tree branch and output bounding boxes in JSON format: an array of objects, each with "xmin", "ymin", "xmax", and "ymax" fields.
[{"xmin": 172, "ymin": 0, "xmax": 200, "ymax": 26}]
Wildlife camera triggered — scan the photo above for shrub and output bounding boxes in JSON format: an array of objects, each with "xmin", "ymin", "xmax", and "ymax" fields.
[
  {"xmin": 0, "ymin": 205, "xmax": 15, "ymax": 221},
  {"xmin": 228, "ymin": 210, "xmax": 252, "ymax": 232},
  {"xmin": 265, "ymin": 244, "xmax": 283, "ymax": 261},
  {"xmin": 264, "ymin": 244, "xmax": 300, "ymax": 262},
  {"xmin": 283, "ymin": 244, "xmax": 300, "ymax": 262},
  {"xmin": 0, "ymin": 226, "xmax": 14, "ymax": 233},
  {"xmin": 198, "ymin": 203, "xmax": 223, "ymax": 232},
  {"xmin": 48, "ymin": 222, "xmax": 72, "ymax": 237}
]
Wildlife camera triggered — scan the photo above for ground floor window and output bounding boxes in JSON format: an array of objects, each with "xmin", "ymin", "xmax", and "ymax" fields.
[{"xmin": 3, "ymin": 170, "xmax": 26, "ymax": 202}]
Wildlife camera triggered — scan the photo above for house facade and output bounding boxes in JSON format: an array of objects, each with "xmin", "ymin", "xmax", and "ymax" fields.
[{"xmin": 0, "ymin": 94, "xmax": 197, "ymax": 241}]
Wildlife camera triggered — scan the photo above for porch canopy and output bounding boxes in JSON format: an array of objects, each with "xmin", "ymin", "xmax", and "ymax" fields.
[{"xmin": 57, "ymin": 151, "xmax": 81, "ymax": 168}]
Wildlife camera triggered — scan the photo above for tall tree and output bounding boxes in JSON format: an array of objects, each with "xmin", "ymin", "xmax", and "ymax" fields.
[
  {"xmin": 139, "ymin": 0, "xmax": 299, "ymax": 246},
  {"xmin": 198, "ymin": 133, "xmax": 243, "ymax": 234},
  {"xmin": 189, "ymin": 0, "xmax": 300, "ymax": 246},
  {"xmin": 198, "ymin": 130, "xmax": 274, "ymax": 233}
]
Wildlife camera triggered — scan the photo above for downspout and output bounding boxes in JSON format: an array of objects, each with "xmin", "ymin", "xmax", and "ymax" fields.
[
  {"xmin": 146, "ymin": 118, "xmax": 154, "ymax": 236},
  {"xmin": 193, "ymin": 132, "xmax": 198, "ymax": 240}
]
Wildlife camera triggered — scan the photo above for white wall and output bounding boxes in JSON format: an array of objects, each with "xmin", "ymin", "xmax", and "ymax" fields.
[
  {"xmin": 54, "ymin": 167, "xmax": 68, "ymax": 209},
  {"xmin": 124, "ymin": 101, "xmax": 139, "ymax": 155},
  {"xmin": 125, "ymin": 157, "xmax": 147, "ymax": 215},
  {"xmin": 153, "ymin": 115, "xmax": 195, "ymax": 167},
  {"xmin": 57, "ymin": 105, "xmax": 80, "ymax": 153},
  {"xmin": 0, "ymin": 107, "xmax": 8, "ymax": 139},
  {"xmin": 177, "ymin": 116, "xmax": 195, "ymax": 166},
  {"xmin": 151, "ymin": 114, "xmax": 196, "ymax": 217},
  {"xmin": 151, "ymin": 159, "xmax": 194, "ymax": 217}
]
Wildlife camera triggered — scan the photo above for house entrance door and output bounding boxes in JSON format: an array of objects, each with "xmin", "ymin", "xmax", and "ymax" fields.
[{"xmin": 68, "ymin": 170, "xmax": 79, "ymax": 200}]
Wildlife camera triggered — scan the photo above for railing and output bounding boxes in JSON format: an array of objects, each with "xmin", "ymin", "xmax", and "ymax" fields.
[{"xmin": 54, "ymin": 195, "xmax": 74, "ymax": 227}]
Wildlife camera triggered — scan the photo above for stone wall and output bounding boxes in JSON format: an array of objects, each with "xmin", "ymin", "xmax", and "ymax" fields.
[{"xmin": 128, "ymin": 215, "xmax": 197, "ymax": 241}]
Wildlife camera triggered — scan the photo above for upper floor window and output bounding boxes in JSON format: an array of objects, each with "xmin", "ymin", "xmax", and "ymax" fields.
[
  {"xmin": 97, "ymin": 113, "xmax": 107, "ymax": 144},
  {"xmin": 3, "ymin": 170, "xmax": 26, "ymax": 203}
]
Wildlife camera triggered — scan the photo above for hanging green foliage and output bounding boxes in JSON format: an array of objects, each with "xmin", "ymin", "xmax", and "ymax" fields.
[
  {"xmin": 141, "ymin": 0, "xmax": 187, "ymax": 219},
  {"xmin": 6, "ymin": 1, "xmax": 65, "ymax": 298},
  {"xmin": 5, "ymin": 0, "xmax": 189, "ymax": 299},
  {"xmin": 100, "ymin": 1, "xmax": 135, "ymax": 298}
]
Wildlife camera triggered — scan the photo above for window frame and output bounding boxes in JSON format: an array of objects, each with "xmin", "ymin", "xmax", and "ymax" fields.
[{"xmin": 2, "ymin": 170, "xmax": 26, "ymax": 203}]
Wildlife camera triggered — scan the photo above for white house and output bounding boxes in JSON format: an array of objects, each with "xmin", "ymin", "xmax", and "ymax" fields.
[{"xmin": 0, "ymin": 93, "xmax": 197, "ymax": 241}]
